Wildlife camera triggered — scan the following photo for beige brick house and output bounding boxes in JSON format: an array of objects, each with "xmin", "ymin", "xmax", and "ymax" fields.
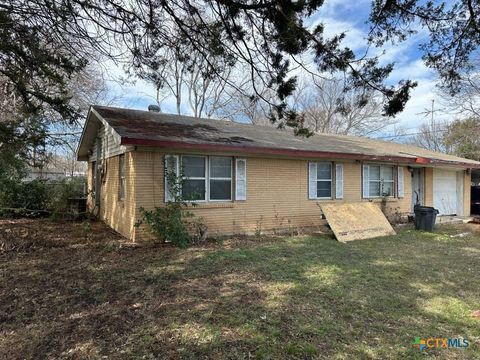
[{"xmin": 76, "ymin": 106, "xmax": 480, "ymax": 241}]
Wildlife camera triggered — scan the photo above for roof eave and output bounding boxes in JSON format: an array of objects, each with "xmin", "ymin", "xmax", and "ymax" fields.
[
  {"xmin": 120, "ymin": 137, "xmax": 480, "ymax": 168},
  {"xmin": 76, "ymin": 106, "xmax": 102, "ymax": 161},
  {"xmin": 121, "ymin": 137, "xmax": 419, "ymax": 163}
]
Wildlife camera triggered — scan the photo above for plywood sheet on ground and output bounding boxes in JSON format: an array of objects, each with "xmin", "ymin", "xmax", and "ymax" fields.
[{"xmin": 321, "ymin": 202, "xmax": 396, "ymax": 242}]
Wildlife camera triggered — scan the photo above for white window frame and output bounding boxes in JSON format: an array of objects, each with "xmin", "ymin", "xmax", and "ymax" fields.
[
  {"xmin": 119, "ymin": 154, "xmax": 126, "ymax": 200},
  {"xmin": 368, "ymin": 164, "xmax": 395, "ymax": 198},
  {"xmin": 208, "ymin": 156, "xmax": 233, "ymax": 202},
  {"xmin": 310, "ymin": 162, "xmax": 333, "ymax": 200},
  {"xmin": 181, "ymin": 155, "xmax": 208, "ymax": 202},
  {"xmin": 169, "ymin": 154, "xmax": 235, "ymax": 203}
]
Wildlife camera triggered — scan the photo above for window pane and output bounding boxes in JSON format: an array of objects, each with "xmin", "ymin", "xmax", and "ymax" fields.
[
  {"xmin": 317, "ymin": 180, "xmax": 331, "ymax": 198},
  {"xmin": 317, "ymin": 163, "xmax": 331, "ymax": 180},
  {"xmin": 381, "ymin": 181, "xmax": 393, "ymax": 196},
  {"xmin": 369, "ymin": 182, "xmax": 380, "ymax": 197},
  {"xmin": 369, "ymin": 166, "xmax": 380, "ymax": 180},
  {"xmin": 210, "ymin": 157, "xmax": 231, "ymax": 178},
  {"xmin": 182, "ymin": 156, "xmax": 205, "ymax": 177},
  {"xmin": 210, "ymin": 179, "xmax": 231, "ymax": 200},
  {"xmin": 182, "ymin": 179, "xmax": 205, "ymax": 200},
  {"xmin": 381, "ymin": 166, "xmax": 393, "ymax": 180}
]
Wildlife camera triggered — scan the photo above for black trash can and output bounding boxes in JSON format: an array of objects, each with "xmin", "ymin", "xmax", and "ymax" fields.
[{"xmin": 414, "ymin": 205, "xmax": 439, "ymax": 231}]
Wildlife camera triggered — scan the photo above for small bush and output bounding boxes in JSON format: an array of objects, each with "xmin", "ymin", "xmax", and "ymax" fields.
[
  {"xmin": 0, "ymin": 177, "xmax": 86, "ymax": 218},
  {"xmin": 0, "ymin": 179, "xmax": 49, "ymax": 217},
  {"xmin": 138, "ymin": 205, "xmax": 193, "ymax": 247},
  {"xmin": 48, "ymin": 177, "xmax": 86, "ymax": 219},
  {"xmin": 136, "ymin": 159, "xmax": 205, "ymax": 248}
]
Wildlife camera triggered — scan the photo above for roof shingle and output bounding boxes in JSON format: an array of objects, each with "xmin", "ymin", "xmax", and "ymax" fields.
[{"xmin": 88, "ymin": 105, "xmax": 480, "ymax": 167}]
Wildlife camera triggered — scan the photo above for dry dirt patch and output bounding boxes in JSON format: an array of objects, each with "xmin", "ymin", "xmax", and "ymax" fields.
[
  {"xmin": 1, "ymin": 219, "xmax": 479, "ymax": 359},
  {"xmin": 0, "ymin": 218, "xmax": 125, "ymax": 252}
]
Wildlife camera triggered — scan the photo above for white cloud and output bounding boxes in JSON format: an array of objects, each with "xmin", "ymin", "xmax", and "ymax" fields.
[
  {"xmin": 388, "ymin": 58, "xmax": 434, "ymax": 84},
  {"xmin": 393, "ymin": 78, "xmax": 437, "ymax": 128},
  {"xmin": 303, "ymin": 12, "xmax": 447, "ymax": 134},
  {"xmin": 384, "ymin": 56, "xmax": 453, "ymax": 132},
  {"xmin": 314, "ymin": 0, "xmax": 371, "ymax": 21},
  {"xmin": 384, "ymin": 68, "xmax": 452, "ymax": 133},
  {"xmin": 320, "ymin": 18, "xmax": 368, "ymax": 52}
]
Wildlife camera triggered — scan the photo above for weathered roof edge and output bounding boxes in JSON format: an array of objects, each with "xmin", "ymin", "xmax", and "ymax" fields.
[
  {"xmin": 76, "ymin": 107, "xmax": 105, "ymax": 161},
  {"xmin": 120, "ymin": 137, "xmax": 480, "ymax": 169},
  {"xmin": 78, "ymin": 106, "xmax": 480, "ymax": 169}
]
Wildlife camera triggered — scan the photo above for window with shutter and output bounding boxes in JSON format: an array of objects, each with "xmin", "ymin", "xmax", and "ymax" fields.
[
  {"xmin": 363, "ymin": 164, "xmax": 396, "ymax": 198},
  {"xmin": 166, "ymin": 155, "xmax": 237, "ymax": 202},
  {"xmin": 209, "ymin": 156, "xmax": 232, "ymax": 201},
  {"xmin": 181, "ymin": 155, "xmax": 207, "ymax": 201},
  {"xmin": 309, "ymin": 162, "xmax": 332, "ymax": 199}
]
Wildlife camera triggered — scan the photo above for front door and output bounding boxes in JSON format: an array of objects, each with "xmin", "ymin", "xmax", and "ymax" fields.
[{"xmin": 411, "ymin": 168, "xmax": 424, "ymax": 212}]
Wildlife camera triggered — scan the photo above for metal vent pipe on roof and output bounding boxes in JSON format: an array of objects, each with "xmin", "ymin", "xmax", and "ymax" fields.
[{"xmin": 148, "ymin": 105, "xmax": 160, "ymax": 112}]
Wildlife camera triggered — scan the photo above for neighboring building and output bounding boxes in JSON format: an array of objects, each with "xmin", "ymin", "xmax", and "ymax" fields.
[
  {"xmin": 25, "ymin": 153, "xmax": 87, "ymax": 182},
  {"xmin": 25, "ymin": 168, "xmax": 69, "ymax": 182},
  {"xmin": 76, "ymin": 106, "xmax": 480, "ymax": 241},
  {"xmin": 25, "ymin": 168, "xmax": 86, "ymax": 182}
]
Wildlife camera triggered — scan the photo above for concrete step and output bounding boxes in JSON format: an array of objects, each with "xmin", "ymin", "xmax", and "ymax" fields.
[{"xmin": 435, "ymin": 216, "xmax": 473, "ymax": 224}]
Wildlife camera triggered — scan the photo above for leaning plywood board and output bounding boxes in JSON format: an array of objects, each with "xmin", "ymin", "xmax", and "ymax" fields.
[{"xmin": 321, "ymin": 202, "xmax": 396, "ymax": 242}]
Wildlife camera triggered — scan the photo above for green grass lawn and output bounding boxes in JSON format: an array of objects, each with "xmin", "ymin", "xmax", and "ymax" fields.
[{"xmin": 1, "ymin": 220, "xmax": 479, "ymax": 359}]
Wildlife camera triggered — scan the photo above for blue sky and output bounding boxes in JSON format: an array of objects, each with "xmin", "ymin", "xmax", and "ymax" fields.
[{"xmin": 104, "ymin": 0, "xmax": 446, "ymax": 136}]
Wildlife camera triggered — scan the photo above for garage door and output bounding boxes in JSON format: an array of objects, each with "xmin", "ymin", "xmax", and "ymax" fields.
[{"xmin": 433, "ymin": 169, "xmax": 461, "ymax": 215}]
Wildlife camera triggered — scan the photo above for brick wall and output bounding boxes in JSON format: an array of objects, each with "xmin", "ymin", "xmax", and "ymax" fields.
[
  {"xmin": 130, "ymin": 152, "xmax": 165, "ymax": 240},
  {"xmin": 87, "ymin": 153, "xmax": 137, "ymax": 238},
  {"xmin": 132, "ymin": 152, "xmax": 413, "ymax": 241},
  {"xmin": 86, "ymin": 150, "xmax": 473, "ymax": 241},
  {"xmin": 86, "ymin": 161, "xmax": 94, "ymax": 212},
  {"xmin": 424, "ymin": 167, "xmax": 434, "ymax": 207}
]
